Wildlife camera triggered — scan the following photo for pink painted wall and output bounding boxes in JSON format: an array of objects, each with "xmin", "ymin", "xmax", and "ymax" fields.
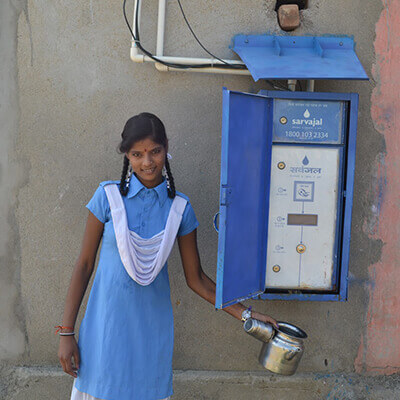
[{"xmin": 355, "ymin": 0, "xmax": 400, "ymax": 375}]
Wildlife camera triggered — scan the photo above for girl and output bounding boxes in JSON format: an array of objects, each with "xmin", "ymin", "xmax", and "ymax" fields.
[{"xmin": 57, "ymin": 112, "xmax": 277, "ymax": 400}]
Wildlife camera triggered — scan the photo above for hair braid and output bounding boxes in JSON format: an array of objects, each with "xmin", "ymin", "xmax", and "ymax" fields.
[
  {"xmin": 119, "ymin": 156, "xmax": 130, "ymax": 196},
  {"xmin": 164, "ymin": 158, "xmax": 176, "ymax": 199}
]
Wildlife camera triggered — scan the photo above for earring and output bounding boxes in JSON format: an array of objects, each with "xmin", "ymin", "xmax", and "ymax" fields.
[{"xmin": 126, "ymin": 166, "xmax": 133, "ymax": 189}]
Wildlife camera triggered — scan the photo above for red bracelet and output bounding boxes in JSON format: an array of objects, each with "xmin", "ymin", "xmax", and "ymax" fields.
[{"xmin": 54, "ymin": 325, "xmax": 74, "ymax": 335}]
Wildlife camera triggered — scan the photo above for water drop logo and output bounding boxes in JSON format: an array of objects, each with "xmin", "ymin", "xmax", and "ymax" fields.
[
  {"xmin": 292, "ymin": 108, "xmax": 322, "ymax": 127},
  {"xmin": 302, "ymin": 156, "xmax": 309, "ymax": 165}
]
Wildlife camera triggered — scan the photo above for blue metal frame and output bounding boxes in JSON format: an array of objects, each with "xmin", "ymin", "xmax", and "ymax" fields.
[
  {"xmin": 331, "ymin": 147, "xmax": 345, "ymax": 290},
  {"xmin": 339, "ymin": 93, "xmax": 359, "ymax": 300},
  {"xmin": 216, "ymin": 90, "xmax": 358, "ymax": 305},
  {"xmin": 215, "ymin": 89, "xmax": 230, "ymax": 309},
  {"xmin": 215, "ymin": 89, "xmax": 274, "ymax": 309},
  {"xmin": 329, "ymin": 102, "xmax": 349, "ymax": 290},
  {"xmin": 257, "ymin": 90, "xmax": 359, "ymax": 301}
]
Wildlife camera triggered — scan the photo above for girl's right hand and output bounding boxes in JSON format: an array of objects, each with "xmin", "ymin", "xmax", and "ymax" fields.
[
  {"xmin": 58, "ymin": 336, "xmax": 80, "ymax": 378},
  {"xmin": 251, "ymin": 311, "xmax": 279, "ymax": 329}
]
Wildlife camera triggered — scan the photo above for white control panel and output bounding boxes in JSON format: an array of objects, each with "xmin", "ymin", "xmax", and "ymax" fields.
[{"xmin": 265, "ymin": 145, "xmax": 340, "ymax": 290}]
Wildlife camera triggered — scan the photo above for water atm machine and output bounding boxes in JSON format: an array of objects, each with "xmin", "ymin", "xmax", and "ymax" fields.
[{"xmin": 215, "ymin": 89, "xmax": 359, "ymax": 308}]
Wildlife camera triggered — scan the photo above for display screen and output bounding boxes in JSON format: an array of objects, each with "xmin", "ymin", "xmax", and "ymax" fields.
[{"xmin": 287, "ymin": 214, "xmax": 318, "ymax": 226}]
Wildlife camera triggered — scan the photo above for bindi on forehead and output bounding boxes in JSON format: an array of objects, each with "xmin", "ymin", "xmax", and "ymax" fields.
[{"xmin": 130, "ymin": 144, "xmax": 162, "ymax": 153}]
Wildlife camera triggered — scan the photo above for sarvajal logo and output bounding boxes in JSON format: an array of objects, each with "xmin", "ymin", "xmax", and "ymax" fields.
[
  {"xmin": 292, "ymin": 108, "xmax": 323, "ymax": 127},
  {"xmin": 290, "ymin": 155, "xmax": 322, "ymax": 174}
]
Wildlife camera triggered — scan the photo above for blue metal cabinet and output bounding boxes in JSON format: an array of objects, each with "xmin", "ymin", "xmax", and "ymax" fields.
[{"xmin": 215, "ymin": 89, "xmax": 359, "ymax": 308}]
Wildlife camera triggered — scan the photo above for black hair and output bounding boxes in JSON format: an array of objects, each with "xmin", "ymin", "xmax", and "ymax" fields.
[{"xmin": 118, "ymin": 112, "xmax": 176, "ymax": 198}]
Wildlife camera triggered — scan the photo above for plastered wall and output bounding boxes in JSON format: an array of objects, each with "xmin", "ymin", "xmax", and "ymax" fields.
[{"xmin": 2, "ymin": 0, "xmax": 400, "ymax": 398}]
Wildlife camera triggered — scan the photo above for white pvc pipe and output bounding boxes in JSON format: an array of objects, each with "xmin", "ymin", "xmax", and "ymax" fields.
[
  {"xmin": 155, "ymin": 62, "xmax": 251, "ymax": 75},
  {"xmin": 130, "ymin": 44, "xmax": 247, "ymax": 67},
  {"xmin": 130, "ymin": 43, "xmax": 145, "ymax": 62},
  {"xmin": 306, "ymin": 80, "xmax": 315, "ymax": 92},
  {"xmin": 132, "ymin": 0, "xmax": 139, "ymax": 51},
  {"xmin": 153, "ymin": 55, "xmax": 245, "ymax": 66},
  {"xmin": 156, "ymin": 0, "xmax": 166, "ymax": 56},
  {"xmin": 288, "ymin": 79, "xmax": 297, "ymax": 91},
  {"xmin": 130, "ymin": 0, "xmax": 249, "ymax": 76},
  {"xmin": 138, "ymin": 0, "xmax": 142, "ymax": 36}
]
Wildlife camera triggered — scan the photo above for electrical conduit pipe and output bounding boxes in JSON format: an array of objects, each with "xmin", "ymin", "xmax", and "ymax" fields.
[{"xmin": 130, "ymin": 0, "xmax": 251, "ymax": 75}]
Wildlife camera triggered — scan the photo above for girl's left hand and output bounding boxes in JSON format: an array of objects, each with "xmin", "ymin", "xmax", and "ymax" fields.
[{"xmin": 251, "ymin": 311, "xmax": 279, "ymax": 329}]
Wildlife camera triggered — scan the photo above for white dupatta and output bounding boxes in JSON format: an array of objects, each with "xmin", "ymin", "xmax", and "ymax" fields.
[{"xmin": 104, "ymin": 184, "xmax": 187, "ymax": 286}]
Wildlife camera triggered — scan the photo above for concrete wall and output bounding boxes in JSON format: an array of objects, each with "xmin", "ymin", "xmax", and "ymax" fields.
[
  {"xmin": 1, "ymin": 0, "xmax": 400, "ymax": 398},
  {"xmin": 0, "ymin": 0, "xmax": 28, "ymax": 368}
]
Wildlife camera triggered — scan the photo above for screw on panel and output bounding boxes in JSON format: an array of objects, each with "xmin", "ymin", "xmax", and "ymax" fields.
[
  {"xmin": 296, "ymin": 244, "xmax": 306, "ymax": 254},
  {"xmin": 273, "ymin": 265, "xmax": 281, "ymax": 273},
  {"xmin": 277, "ymin": 161, "xmax": 286, "ymax": 170}
]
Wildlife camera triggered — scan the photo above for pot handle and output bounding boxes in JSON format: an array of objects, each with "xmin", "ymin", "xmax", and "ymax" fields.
[{"xmin": 284, "ymin": 347, "xmax": 301, "ymax": 361}]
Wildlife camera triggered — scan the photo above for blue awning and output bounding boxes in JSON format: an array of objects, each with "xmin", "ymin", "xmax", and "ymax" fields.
[{"xmin": 232, "ymin": 35, "xmax": 369, "ymax": 81}]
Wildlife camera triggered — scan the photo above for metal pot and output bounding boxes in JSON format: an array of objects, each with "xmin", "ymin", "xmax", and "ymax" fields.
[{"xmin": 244, "ymin": 319, "xmax": 307, "ymax": 376}]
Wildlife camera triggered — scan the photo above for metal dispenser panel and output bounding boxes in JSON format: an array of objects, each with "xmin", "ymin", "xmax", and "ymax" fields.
[
  {"xmin": 216, "ymin": 89, "xmax": 359, "ymax": 308},
  {"xmin": 265, "ymin": 98, "xmax": 346, "ymax": 291},
  {"xmin": 266, "ymin": 145, "xmax": 341, "ymax": 290}
]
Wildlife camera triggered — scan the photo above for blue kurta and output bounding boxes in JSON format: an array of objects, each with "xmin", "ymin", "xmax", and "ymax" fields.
[{"xmin": 74, "ymin": 175, "xmax": 198, "ymax": 400}]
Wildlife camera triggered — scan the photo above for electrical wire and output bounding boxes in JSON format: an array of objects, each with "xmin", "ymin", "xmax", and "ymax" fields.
[
  {"xmin": 176, "ymin": 0, "xmax": 244, "ymax": 69},
  {"xmin": 123, "ymin": 0, "xmax": 291, "ymax": 90},
  {"xmin": 269, "ymin": 80, "xmax": 288, "ymax": 90},
  {"xmin": 123, "ymin": 0, "xmax": 189, "ymax": 69},
  {"xmin": 175, "ymin": 0, "xmax": 288, "ymax": 88},
  {"xmin": 297, "ymin": 80, "xmax": 303, "ymax": 91},
  {"xmin": 123, "ymin": 0, "xmax": 246, "ymax": 69}
]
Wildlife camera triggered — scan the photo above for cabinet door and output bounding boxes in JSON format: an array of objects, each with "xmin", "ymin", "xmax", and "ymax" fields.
[{"xmin": 216, "ymin": 89, "xmax": 273, "ymax": 309}]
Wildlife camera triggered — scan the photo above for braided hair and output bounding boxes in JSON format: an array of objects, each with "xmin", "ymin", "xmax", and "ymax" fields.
[{"xmin": 118, "ymin": 113, "xmax": 176, "ymax": 198}]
